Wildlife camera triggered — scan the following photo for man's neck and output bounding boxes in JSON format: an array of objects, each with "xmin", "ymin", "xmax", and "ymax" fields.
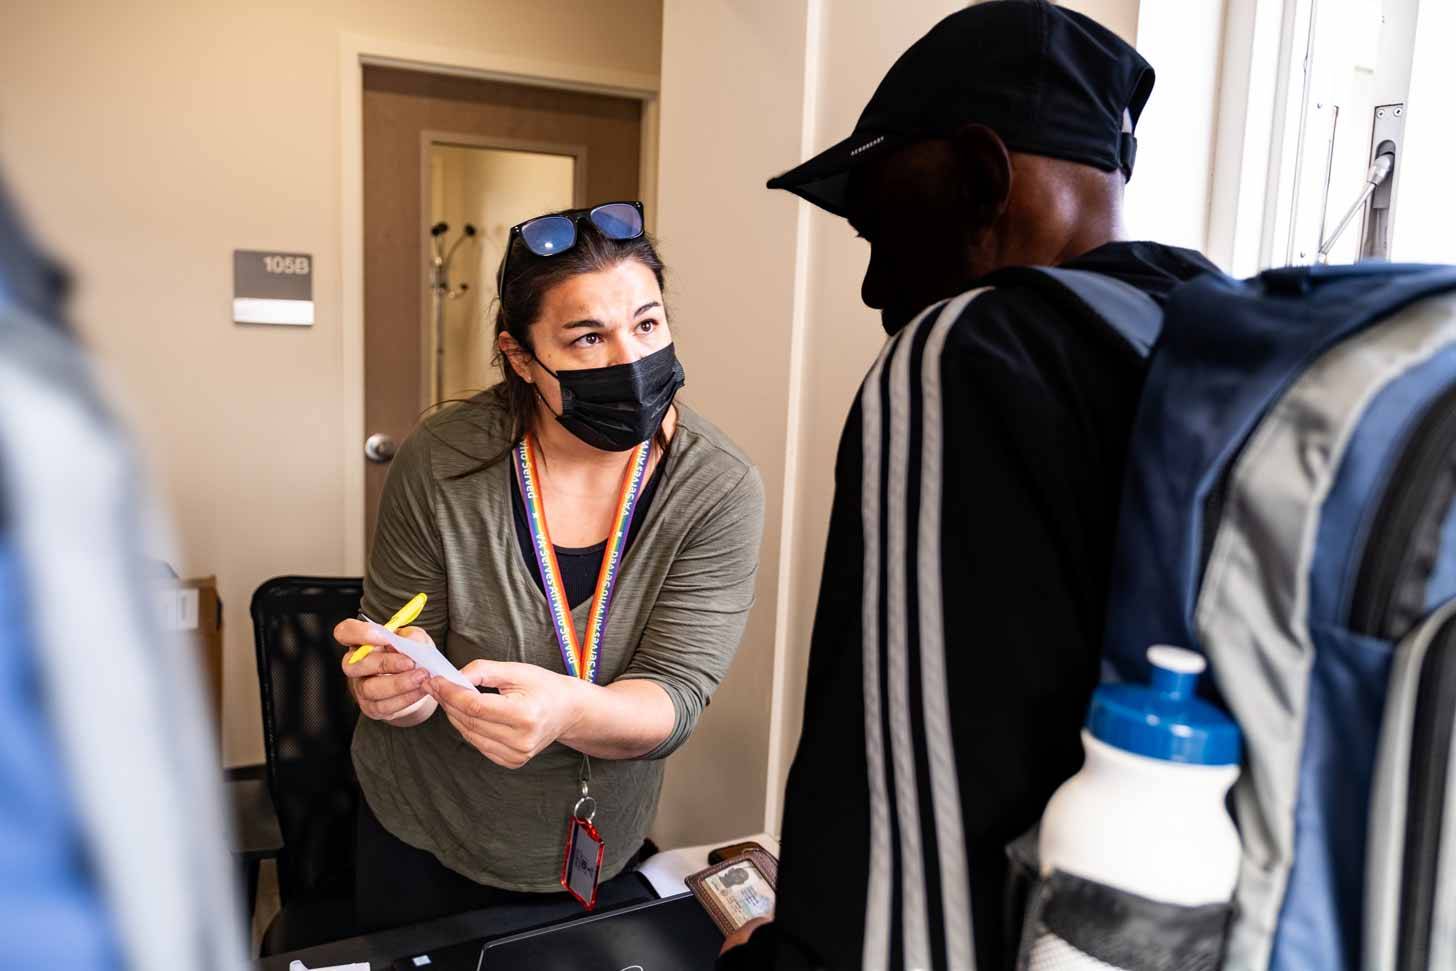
[{"xmin": 1052, "ymin": 193, "xmax": 1126, "ymax": 265}]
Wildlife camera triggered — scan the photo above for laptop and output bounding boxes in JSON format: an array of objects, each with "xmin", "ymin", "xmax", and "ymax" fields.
[{"xmin": 475, "ymin": 893, "xmax": 724, "ymax": 970}]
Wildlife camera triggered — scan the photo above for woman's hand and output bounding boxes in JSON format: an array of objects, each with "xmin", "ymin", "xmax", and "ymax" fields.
[
  {"xmin": 335, "ymin": 618, "xmax": 437, "ymax": 726},
  {"xmin": 428, "ymin": 660, "xmax": 588, "ymax": 769}
]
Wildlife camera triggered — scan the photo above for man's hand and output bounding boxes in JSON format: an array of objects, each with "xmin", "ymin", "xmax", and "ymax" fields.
[
  {"xmin": 429, "ymin": 659, "xmax": 588, "ymax": 769},
  {"xmin": 335, "ymin": 619, "xmax": 436, "ymax": 725},
  {"xmin": 720, "ymin": 917, "xmax": 772, "ymax": 957}
]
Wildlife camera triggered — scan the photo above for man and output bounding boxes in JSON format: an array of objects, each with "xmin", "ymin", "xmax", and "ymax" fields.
[{"xmin": 720, "ymin": 3, "xmax": 1218, "ymax": 969}]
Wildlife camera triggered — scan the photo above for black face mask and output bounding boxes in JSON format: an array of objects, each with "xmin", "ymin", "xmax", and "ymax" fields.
[{"xmin": 535, "ymin": 343, "xmax": 686, "ymax": 452}]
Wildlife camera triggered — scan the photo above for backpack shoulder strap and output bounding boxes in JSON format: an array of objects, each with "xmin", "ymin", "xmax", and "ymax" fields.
[{"xmin": 1009, "ymin": 266, "xmax": 1164, "ymax": 357}]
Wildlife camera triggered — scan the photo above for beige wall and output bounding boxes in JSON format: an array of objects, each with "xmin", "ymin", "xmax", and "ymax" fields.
[
  {"xmin": 0, "ymin": 0, "xmax": 661, "ymax": 769},
  {"xmin": 652, "ymin": 0, "xmax": 815, "ymax": 848},
  {"xmin": 1057, "ymin": 0, "xmax": 1140, "ymax": 42}
]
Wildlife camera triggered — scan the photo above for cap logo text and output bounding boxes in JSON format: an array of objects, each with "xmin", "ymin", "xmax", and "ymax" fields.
[{"xmin": 850, "ymin": 135, "xmax": 886, "ymax": 157}]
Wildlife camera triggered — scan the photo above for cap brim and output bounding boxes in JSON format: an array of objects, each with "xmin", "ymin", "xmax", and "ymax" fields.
[{"xmin": 766, "ymin": 131, "xmax": 909, "ymax": 219}]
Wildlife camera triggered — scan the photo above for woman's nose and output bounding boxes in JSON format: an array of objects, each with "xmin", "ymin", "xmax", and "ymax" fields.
[{"xmin": 606, "ymin": 334, "xmax": 643, "ymax": 367}]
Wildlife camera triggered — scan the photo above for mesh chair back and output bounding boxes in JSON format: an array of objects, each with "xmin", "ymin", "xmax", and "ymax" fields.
[{"xmin": 251, "ymin": 576, "xmax": 363, "ymax": 905}]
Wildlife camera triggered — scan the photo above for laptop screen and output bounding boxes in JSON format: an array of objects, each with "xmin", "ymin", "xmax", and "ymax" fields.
[{"xmin": 477, "ymin": 893, "xmax": 724, "ymax": 971}]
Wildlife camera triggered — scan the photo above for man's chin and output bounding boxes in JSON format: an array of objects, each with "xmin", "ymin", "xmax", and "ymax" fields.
[{"xmin": 880, "ymin": 305, "xmax": 922, "ymax": 336}]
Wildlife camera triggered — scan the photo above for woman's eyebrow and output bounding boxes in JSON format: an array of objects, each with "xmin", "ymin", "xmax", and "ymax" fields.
[
  {"xmin": 635, "ymin": 301, "xmax": 662, "ymax": 317},
  {"xmin": 562, "ymin": 318, "xmax": 606, "ymax": 330}
]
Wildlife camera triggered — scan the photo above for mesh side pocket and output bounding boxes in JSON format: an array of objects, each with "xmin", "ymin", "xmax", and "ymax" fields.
[{"xmin": 1006, "ymin": 832, "xmax": 1234, "ymax": 971}]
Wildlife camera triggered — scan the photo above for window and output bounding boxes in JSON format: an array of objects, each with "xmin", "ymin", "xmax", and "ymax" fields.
[{"xmin": 1211, "ymin": 0, "xmax": 1439, "ymax": 274}]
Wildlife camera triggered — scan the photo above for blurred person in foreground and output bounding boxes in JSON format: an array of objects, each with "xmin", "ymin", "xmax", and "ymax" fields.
[
  {"xmin": 722, "ymin": 2, "xmax": 1219, "ymax": 968},
  {"xmin": 0, "ymin": 174, "xmax": 247, "ymax": 968}
]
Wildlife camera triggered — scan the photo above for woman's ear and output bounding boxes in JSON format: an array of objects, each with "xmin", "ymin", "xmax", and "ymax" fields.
[{"xmin": 498, "ymin": 332, "xmax": 534, "ymax": 384}]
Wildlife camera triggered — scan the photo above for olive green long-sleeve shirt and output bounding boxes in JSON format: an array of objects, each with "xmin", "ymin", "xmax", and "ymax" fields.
[{"xmin": 352, "ymin": 388, "xmax": 764, "ymax": 891}]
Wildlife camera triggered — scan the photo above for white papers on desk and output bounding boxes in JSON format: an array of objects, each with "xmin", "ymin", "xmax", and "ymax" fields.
[
  {"xmin": 288, "ymin": 961, "xmax": 368, "ymax": 971},
  {"xmin": 367, "ymin": 622, "xmax": 473, "ymax": 689}
]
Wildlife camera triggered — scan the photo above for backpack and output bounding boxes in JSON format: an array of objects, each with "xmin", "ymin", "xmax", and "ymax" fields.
[{"xmin": 1097, "ymin": 262, "xmax": 1456, "ymax": 971}]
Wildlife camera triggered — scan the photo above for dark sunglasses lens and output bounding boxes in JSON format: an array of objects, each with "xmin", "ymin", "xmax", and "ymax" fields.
[
  {"xmin": 591, "ymin": 203, "xmax": 643, "ymax": 240},
  {"xmin": 520, "ymin": 215, "xmax": 576, "ymax": 256}
]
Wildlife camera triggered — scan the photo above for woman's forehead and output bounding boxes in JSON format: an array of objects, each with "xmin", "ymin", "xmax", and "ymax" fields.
[{"xmin": 539, "ymin": 261, "xmax": 662, "ymax": 322}]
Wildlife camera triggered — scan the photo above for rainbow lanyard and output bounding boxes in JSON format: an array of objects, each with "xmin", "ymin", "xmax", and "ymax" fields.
[{"xmin": 513, "ymin": 435, "xmax": 652, "ymax": 683}]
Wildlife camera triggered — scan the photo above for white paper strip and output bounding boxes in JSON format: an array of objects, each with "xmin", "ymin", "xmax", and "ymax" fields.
[{"xmin": 367, "ymin": 622, "xmax": 472, "ymax": 689}]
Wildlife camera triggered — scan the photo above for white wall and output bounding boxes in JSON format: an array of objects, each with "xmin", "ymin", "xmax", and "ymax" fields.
[
  {"xmin": 1387, "ymin": 0, "xmax": 1453, "ymax": 264},
  {"xmin": 0, "ymin": 0, "xmax": 662, "ymax": 769},
  {"xmin": 1125, "ymin": 0, "xmax": 1226, "ymax": 252}
]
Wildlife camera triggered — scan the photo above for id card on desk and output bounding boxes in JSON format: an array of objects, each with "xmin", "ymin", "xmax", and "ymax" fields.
[{"xmin": 686, "ymin": 849, "xmax": 778, "ymax": 936}]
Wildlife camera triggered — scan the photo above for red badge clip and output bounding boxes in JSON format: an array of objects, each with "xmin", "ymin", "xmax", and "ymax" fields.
[{"xmin": 561, "ymin": 794, "xmax": 605, "ymax": 910}]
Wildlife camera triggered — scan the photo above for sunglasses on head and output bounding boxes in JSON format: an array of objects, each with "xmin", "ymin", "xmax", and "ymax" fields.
[{"xmin": 497, "ymin": 201, "xmax": 645, "ymax": 297}]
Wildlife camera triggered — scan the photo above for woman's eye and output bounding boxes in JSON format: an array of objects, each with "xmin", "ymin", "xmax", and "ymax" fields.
[
  {"xmin": 637, "ymin": 319, "xmax": 657, "ymax": 334},
  {"xmin": 574, "ymin": 333, "xmax": 603, "ymax": 347}
]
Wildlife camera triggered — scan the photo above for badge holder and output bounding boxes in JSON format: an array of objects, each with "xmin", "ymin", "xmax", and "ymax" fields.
[{"xmin": 560, "ymin": 774, "xmax": 605, "ymax": 910}]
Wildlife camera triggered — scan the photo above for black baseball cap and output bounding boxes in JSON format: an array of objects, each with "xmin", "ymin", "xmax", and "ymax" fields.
[{"xmin": 767, "ymin": 0, "xmax": 1154, "ymax": 218}]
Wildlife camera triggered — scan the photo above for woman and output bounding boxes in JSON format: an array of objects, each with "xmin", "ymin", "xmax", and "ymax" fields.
[{"xmin": 335, "ymin": 201, "xmax": 765, "ymax": 932}]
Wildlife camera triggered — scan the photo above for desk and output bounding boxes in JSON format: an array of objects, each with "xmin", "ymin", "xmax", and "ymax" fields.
[
  {"xmin": 256, "ymin": 877, "xmax": 656, "ymax": 971},
  {"xmin": 228, "ymin": 777, "xmax": 283, "ymax": 918},
  {"xmin": 257, "ymin": 833, "xmax": 779, "ymax": 971}
]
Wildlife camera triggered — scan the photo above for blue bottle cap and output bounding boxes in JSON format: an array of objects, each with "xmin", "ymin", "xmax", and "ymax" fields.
[{"xmin": 1086, "ymin": 646, "xmax": 1242, "ymax": 765}]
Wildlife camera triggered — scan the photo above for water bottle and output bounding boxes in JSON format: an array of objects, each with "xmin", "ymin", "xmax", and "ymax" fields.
[{"xmin": 1030, "ymin": 646, "xmax": 1242, "ymax": 967}]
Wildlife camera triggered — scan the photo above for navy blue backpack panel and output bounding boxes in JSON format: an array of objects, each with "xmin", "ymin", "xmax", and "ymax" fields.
[{"xmin": 1103, "ymin": 263, "xmax": 1456, "ymax": 971}]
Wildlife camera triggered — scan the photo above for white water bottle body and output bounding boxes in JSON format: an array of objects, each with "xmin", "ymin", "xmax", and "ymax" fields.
[
  {"xmin": 1021, "ymin": 647, "xmax": 1242, "ymax": 970},
  {"xmin": 1039, "ymin": 731, "xmax": 1241, "ymax": 905}
]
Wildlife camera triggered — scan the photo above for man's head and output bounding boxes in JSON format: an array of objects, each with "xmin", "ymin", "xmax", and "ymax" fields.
[{"xmin": 769, "ymin": 1, "xmax": 1153, "ymax": 334}]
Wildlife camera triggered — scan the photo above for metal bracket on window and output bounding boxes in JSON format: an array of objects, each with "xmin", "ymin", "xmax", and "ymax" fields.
[
  {"xmin": 1359, "ymin": 103, "xmax": 1405, "ymax": 262},
  {"xmin": 1316, "ymin": 103, "xmax": 1404, "ymax": 264}
]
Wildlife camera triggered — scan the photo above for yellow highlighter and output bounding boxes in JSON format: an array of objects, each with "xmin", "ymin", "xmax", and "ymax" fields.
[{"xmin": 347, "ymin": 592, "xmax": 427, "ymax": 665}]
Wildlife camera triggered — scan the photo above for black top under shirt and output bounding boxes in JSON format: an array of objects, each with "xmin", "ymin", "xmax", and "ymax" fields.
[
  {"xmin": 509, "ymin": 457, "xmax": 663, "ymax": 608},
  {"xmin": 718, "ymin": 242, "xmax": 1219, "ymax": 971}
]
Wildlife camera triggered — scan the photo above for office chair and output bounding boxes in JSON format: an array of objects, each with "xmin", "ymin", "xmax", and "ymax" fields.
[{"xmin": 251, "ymin": 576, "xmax": 365, "ymax": 955}]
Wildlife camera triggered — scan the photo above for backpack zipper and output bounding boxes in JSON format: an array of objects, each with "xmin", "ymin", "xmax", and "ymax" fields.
[
  {"xmin": 1395, "ymin": 614, "xmax": 1456, "ymax": 971},
  {"xmin": 1350, "ymin": 382, "xmax": 1456, "ymax": 640}
]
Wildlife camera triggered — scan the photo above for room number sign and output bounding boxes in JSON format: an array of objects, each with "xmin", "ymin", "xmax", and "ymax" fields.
[{"xmin": 233, "ymin": 249, "xmax": 314, "ymax": 326}]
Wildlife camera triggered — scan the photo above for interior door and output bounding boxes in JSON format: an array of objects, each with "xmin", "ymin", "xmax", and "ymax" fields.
[{"xmin": 362, "ymin": 66, "xmax": 642, "ymax": 554}]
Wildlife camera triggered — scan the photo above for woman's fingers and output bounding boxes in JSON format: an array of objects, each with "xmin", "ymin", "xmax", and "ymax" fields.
[
  {"xmin": 333, "ymin": 617, "xmax": 379, "ymax": 646},
  {"xmin": 371, "ymin": 686, "xmax": 431, "ymax": 720},
  {"xmin": 430, "ymin": 677, "xmax": 525, "ymax": 727},
  {"xmin": 340, "ymin": 648, "xmax": 413, "ymax": 680},
  {"xmin": 334, "ymin": 618, "xmax": 434, "ymax": 723},
  {"xmin": 446, "ymin": 712, "xmax": 533, "ymax": 769},
  {"xmin": 357, "ymin": 669, "xmax": 430, "ymax": 703}
]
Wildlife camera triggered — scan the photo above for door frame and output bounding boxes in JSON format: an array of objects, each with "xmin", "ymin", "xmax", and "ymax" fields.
[
  {"xmin": 419, "ymin": 130, "xmax": 590, "ymax": 411},
  {"xmin": 339, "ymin": 34, "xmax": 660, "ymax": 572}
]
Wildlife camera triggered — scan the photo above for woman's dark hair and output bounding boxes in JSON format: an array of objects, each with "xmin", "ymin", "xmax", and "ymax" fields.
[
  {"xmin": 493, "ymin": 215, "xmax": 668, "ymax": 450},
  {"xmin": 428, "ymin": 214, "xmax": 672, "ymax": 479}
]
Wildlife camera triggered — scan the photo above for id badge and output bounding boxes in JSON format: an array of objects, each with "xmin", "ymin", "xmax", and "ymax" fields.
[{"xmin": 560, "ymin": 795, "xmax": 605, "ymax": 910}]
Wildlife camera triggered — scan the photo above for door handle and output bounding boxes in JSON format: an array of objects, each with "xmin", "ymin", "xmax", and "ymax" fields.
[{"xmin": 364, "ymin": 433, "xmax": 397, "ymax": 464}]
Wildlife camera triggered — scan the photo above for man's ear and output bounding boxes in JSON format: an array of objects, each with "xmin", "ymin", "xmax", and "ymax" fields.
[
  {"xmin": 498, "ymin": 331, "xmax": 535, "ymax": 384},
  {"xmin": 947, "ymin": 123, "xmax": 1013, "ymax": 227}
]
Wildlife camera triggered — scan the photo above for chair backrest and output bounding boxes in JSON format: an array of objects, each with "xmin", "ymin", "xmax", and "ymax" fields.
[{"xmin": 250, "ymin": 575, "xmax": 363, "ymax": 905}]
